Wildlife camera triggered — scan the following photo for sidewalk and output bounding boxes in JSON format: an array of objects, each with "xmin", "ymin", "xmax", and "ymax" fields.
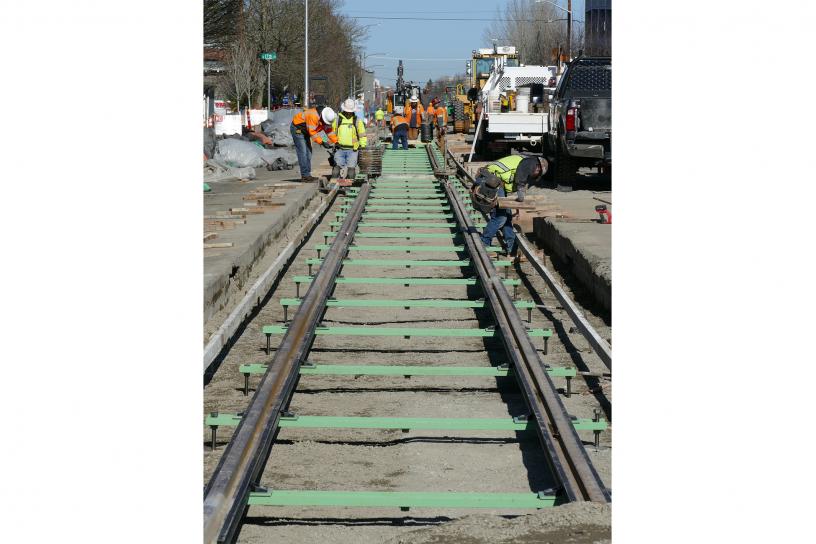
[{"xmin": 203, "ymin": 146, "xmax": 331, "ymax": 326}]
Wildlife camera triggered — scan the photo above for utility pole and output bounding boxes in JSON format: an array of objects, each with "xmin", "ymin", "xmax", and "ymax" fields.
[
  {"xmin": 567, "ymin": 0, "xmax": 572, "ymax": 62},
  {"xmin": 304, "ymin": 0, "xmax": 309, "ymax": 107},
  {"xmin": 267, "ymin": 59, "xmax": 271, "ymax": 109}
]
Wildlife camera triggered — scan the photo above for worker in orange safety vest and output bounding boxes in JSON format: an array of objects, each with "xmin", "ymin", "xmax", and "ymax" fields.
[
  {"xmin": 290, "ymin": 106, "xmax": 338, "ymax": 181},
  {"xmin": 404, "ymin": 96, "xmax": 424, "ymax": 140}
]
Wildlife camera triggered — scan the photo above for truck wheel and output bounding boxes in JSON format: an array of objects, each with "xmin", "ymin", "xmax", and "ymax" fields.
[{"xmin": 555, "ymin": 149, "xmax": 575, "ymax": 192}]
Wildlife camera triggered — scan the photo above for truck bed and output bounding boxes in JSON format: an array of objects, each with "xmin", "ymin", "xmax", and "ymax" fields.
[{"xmin": 485, "ymin": 112, "xmax": 547, "ymax": 135}]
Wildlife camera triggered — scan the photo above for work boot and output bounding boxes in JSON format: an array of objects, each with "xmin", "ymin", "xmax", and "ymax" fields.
[
  {"xmin": 330, "ymin": 166, "xmax": 341, "ymax": 180},
  {"xmin": 347, "ymin": 167, "xmax": 356, "ymax": 180},
  {"xmin": 301, "ymin": 175, "xmax": 319, "ymax": 182}
]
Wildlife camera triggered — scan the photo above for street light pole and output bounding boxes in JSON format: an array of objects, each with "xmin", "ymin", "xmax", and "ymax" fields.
[
  {"xmin": 567, "ymin": 0, "xmax": 572, "ymax": 62},
  {"xmin": 536, "ymin": 0, "xmax": 573, "ymax": 62},
  {"xmin": 304, "ymin": 0, "xmax": 309, "ymax": 107},
  {"xmin": 267, "ymin": 59, "xmax": 271, "ymax": 109}
]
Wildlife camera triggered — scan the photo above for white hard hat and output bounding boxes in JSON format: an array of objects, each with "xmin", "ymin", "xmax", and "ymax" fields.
[
  {"xmin": 409, "ymin": 96, "xmax": 418, "ymax": 103},
  {"xmin": 341, "ymin": 99, "xmax": 355, "ymax": 112},
  {"xmin": 321, "ymin": 107, "xmax": 336, "ymax": 124}
]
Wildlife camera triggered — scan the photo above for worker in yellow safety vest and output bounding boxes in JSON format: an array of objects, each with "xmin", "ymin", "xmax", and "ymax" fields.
[
  {"xmin": 473, "ymin": 154, "xmax": 548, "ymax": 255},
  {"xmin": 329, "ymin": 98, "xmax": 367, "ymax": 181},
  {"xmin": 374, "ymin": 107, "xmax": 385, "ymax": 129}
]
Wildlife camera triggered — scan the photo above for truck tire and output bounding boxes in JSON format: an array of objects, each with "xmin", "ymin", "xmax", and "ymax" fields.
[
  {"xmin": 454, "ymin": 101, "xmax": 465, "ymax": 133},
  {"xmin": 555, "ymin": 148, "xmax": 575, "ymax": 192}
]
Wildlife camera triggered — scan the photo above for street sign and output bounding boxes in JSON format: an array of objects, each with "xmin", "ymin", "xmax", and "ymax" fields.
[{"xmin": 259, "ymin": 52, "xmax": 277, "ymax": 61}]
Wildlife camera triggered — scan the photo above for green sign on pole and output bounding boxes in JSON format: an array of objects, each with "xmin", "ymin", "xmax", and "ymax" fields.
[{"xmin": 259, "ymin": 52, "xmax": 277, "ymax": 61}]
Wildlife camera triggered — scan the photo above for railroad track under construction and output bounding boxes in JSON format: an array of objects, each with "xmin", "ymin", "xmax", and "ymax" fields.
[{"xmin": 203, "ymin": 141, "xmax": 611, "ymax": 543}]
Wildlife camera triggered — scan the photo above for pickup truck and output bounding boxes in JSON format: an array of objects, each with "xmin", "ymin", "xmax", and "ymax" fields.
[{"xmin": 545, "ymin": 56, "xmax": 611, "ymax": 191}]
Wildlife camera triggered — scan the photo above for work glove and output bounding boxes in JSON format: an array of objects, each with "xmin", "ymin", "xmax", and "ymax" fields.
[
  {"xmin": 515, "ymin": 187, "xmax": 525, "ymax": 203},
  {"xmin": 321, "ymin": 140, "xmax": 333, "ymax": 150}
]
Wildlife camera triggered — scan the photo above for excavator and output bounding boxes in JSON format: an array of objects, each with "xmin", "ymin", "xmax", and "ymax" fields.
[{"xmin": 386, "ymin": 60, "xmax": 422, "ymax": 116}]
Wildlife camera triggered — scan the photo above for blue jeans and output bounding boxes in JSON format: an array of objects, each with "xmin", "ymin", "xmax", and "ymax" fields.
[
  {"xmin": 290, "ymin": 123, "xmax": 311, "ymax": 177},
  {"xmin": 334, "ymin": 148, "xmax": 358, "ymax": 168},
  {"xmin": 480, "ymin": 186, "xmax": 516, "ymax": 255},
  {"xmin": 392, "ymin": 128, "xmax": 408, "ymax": 150}
]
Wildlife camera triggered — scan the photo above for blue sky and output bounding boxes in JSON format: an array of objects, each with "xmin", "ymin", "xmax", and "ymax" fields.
[{"xmin": 345, "ymin": 0, "xmax": 585, "ymax": 85}]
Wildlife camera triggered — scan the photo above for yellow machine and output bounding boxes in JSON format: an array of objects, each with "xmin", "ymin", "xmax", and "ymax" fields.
[
  {"xmin": 469, "ymin": 45, "xmax": 519, "ymax": 91},
  {"xmin": 452, "ymin": 45, "xmax": 519, "ymax": 131}
]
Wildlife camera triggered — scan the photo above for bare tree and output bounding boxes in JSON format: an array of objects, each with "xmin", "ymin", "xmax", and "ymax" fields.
[
  {"xmin": 224, "ymin": 39, "xmax": 249, "ymax": 111},
  {"xmin": 212, "ymin": 0, "xmax": 369, "ymax": 108},
  {"xmin": 482, "ymin": 0, "xmax": 579, "ymax": 66}
]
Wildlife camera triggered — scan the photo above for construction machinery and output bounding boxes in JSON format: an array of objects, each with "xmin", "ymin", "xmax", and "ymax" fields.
[
  {"xmin": 386, "ymin": 60, "xmax": 423, "ymax": 117},
  {"xmin": 451, "ymin": 45, "xmax": 519, "ymax": 133}
]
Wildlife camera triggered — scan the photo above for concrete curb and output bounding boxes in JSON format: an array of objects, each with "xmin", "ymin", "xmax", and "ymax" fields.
[
  {"xmin": 203, "ymin": 187, "xmax": 338, "ymax": 373},
  {"xmin": 203, "ymin": 184, "xmax": 318, "ymax": 324},
  {"xmin": 532, "ymin": 217, "xmax": 611, "ymax": 313}
]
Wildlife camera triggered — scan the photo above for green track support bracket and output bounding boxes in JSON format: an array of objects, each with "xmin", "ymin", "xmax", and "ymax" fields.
[
  {"xmin": 306, "ymin": 258, "xmax": 510, "ymax": 269},
  {"xmin": 325, "ymin": 231, "xmax": 458, "ymax": 239},
  {"xmin": 337, "ymin": 213, "xmax": 456, "ymax": 220},
  {"xmin": 314, "ymin": 244, "xmax": 495, "ymax": 254},
  {"xmin": 345, "ymin": 198, "xmax": 450, "ymax": 204},
  {"xmin": 263, "ymin": 325, "xmax": 550, "ymax": 338},
  {"xmin": 330, "ymin": 221, "xmax": 486, "ymax": 229},
  {"xmin": 246, "ymin": 489, "xmax": 558, "ymax": 509}
]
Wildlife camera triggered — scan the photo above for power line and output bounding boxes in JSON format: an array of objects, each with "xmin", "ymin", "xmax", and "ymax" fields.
[
  {"xmin": 351, "ymin": 16, "xmax": 584, "ymax": 23},
  {"xmin": 367, "ymin": 56, "xmax": 467, "ymax": 62}
]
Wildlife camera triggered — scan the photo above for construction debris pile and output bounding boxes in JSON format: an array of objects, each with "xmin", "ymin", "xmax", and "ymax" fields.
[{"xmin": 204, "ymin": 108, "xmax": 300, "ymax": 184}]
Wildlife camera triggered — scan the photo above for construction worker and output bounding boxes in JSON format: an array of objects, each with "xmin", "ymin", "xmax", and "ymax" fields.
[
  {"xmin": 433, "ymin": 98, "xmax": 447, "ymax": 136},
  {"xmin": 426, "ymin": 99, "xmax": 437, "ymax": 138},
  {"xmin": 374, "ymin": 107, "xmax": 385, "ymax": 130},
  {"xmin": 405, "ymin": 96, "xmax": 424, "ymax": 140},
  {"xmin": 500, "ymin": 91, "xmax": 510, "ymax": 112},
  {"xmin": 330, "ymin": 98, "xmax": 367, "ymax": 181},
  {"xmin": 290, "ymin": 105, "xmax": 338, "ymax": 181},
  {"xmin": 474, "ymin": 154, "xmax": 547, "ymax": 256},
  {"xmin": 390, "ymin": 112, "xmax": 409, "ymax": 150}
]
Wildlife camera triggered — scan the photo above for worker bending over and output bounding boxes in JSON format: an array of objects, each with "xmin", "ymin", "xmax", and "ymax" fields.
[
  {"xmin": 330, "ymin": 98, "xmax": 367, "ymax": 181},
  {"xmin": 290, "ymin": 106, "xmax": 338, "ymax": 181},
  {"xmin": 390, "ymin": 113, "xmax": 409, "ymax": 150},
  {"xmin": 472, "ymin": 155, "xmax": 547, "ymax": 256}
]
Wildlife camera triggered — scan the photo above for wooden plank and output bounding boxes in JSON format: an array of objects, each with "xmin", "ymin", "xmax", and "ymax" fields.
[
  {"xmin": 263, "ymin": 182, "xmax": 301, "ymax": 189},
  {"xmin": 204, "ymin": 242, "xmax": 233, "ymax": 249},
  {"xmin": 229, "ymin": 207, "xmax": 265, "ymax": 215},
  {"xmin": 497, "ymin": 198, "xmax": 536, "ymax": 210},
  {"xmin": 204, "ymin": 232, "xmax": 218, "ymax": 242},
  {"xmin": 205, "ymin": 219, "xmax": 245, "ymax": 229}
]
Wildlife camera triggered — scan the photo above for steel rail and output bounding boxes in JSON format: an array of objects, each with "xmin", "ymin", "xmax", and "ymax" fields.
[
  {"xmin": 514, "ymin": 233, "xmax": 611, "ymax": 369},
  {"xmin": 203, "ymin": 182, "xmax": 372, "ymax": 544},
  {"xmin": 445, "ymin": 147, "xmax": 612, "ymax": 370},
  {"xmin": 441, "ymin": 174, "xmax": 610, "ymax": 503}
]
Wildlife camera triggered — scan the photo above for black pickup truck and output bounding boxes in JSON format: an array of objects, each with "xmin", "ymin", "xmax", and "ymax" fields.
[{"xmin": 545, "ymin": 56, "xmax": 611, "ymax": 191}]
